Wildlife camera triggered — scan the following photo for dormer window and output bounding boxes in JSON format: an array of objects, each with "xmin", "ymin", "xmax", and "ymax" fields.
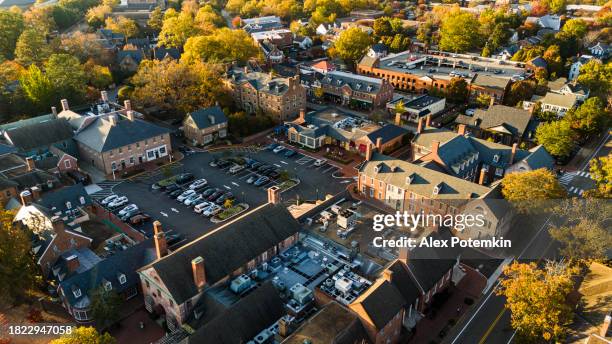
[
  {"xmin": 406, "ymin": 176, "xmax": 412, "ymax": 184},
  {"xmin": 374, "ymin": 163, "xmax": 383, "ymax": 173},
  {"xmin": 66, "ymin": 201, "xmax": 72, "ymax": 209},
  {"xmin": 104, "ymin": 281, "xmax": 112, "ymax": 291},
  {"xmin": 118, "ymin": 274, "xmax": 127, "ymax": 285},
  {"xmin": 433, "ymin": 183, "xmax": 442, "ymax": 195},
  {"xmin": 493, "ymin": 154, "xmax": 500, "ymax": 163},
  {"xmin": 73, "ymin": 288, "xmax": 81, "ymax": 298},
  {"xmin": 79, "ymin": 196, "xmax": 86, "ymax": 205}
]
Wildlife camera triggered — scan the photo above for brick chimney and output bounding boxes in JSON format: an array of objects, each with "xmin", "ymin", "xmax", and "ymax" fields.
[
  {"xmin": 383, "ymin": 269, "xmax": 393, "ymax": 282},
  {"xmin": 31, "ymin": 186, "xmax": 41, "ymax": 201},
  {"xmin": 601, "ymin": 314, "xmax": 611, "ymax": 337},
  {"xmin": 108, "ymin": 115, "xmax": 118, "ymax": 126},
  {"xmin": 124, "ymin": 99, "xmax": 132, "ymax": 111},
  {"xmin": 25, "ymin": 157, "xmax": 35, "ymax": 171},
  {"xmin": 416, "ymin": 117, "xmax": 424, "ymax": 134},
  {"xmin": 126, "ymin": 110, "xmax": 135, "ymax": 121},
  {"xmin": 191, "ymin": 256, "xmax": 206, "ymax": 290},
  {"xmin": 153, "ymin": 221, "xmax": 167, "ymax": 259},
  {"xmin": 489, "ymin": 95, "xmax": 495, "ymax": 107},
  {"xmin": 478, "ymin": 168, "xmax": 487, "ymax": 185},
  {"xmin": 20, "ymin": 190, "xmax": 33, "ymax": 206},
  {"xmin": 51, "ymin": 216, "xmax": 65, "ymax": 234},
  {"xmin": 101, "ymin": 90, "xmax": 109, "ymax": 102},
  {"xmin": 509, "ymin": 143, "xmax": 518, "ymax": 164},
  {"xmin": 51, "ymin": 106, "xmax": 57, "ymax": 117},
  {"xmin": 398, "ymin": 245, "xmax": 409, "ymax": 266},
  {"xmin": 394, "ymin": 112, "xmax": 402, "ymax": 126},
  {"xmin": 430, "ymin": 140, "xmax": 440, "ymax": 156},
  {"xmin": 457, "ymin": 124, "xmax": 467, "ymax": 136},
  {"xmin": 267, "ymin": 185, "xmax": 281, "ymax": 204},
  {"xmin": 60, "ymin": 99, "xmax": 69, "ymax": 111},
  {"xmin": 365, "ymin": 142, "xmax": 373, "ymax": 161},
  {"xmin": 425, "ymin": 114, "xmax": 432, "ymax": 127},
  {"xmin": 66, "ymin": 254, "xmax": 80, "ymax": 273},
  {"xmin": 375, "ymin": 137, "xmax": 382, "ymax": 151},
  {"xmin": 299, "ymin": 108, "xmax": 306, "ymax": 122}
]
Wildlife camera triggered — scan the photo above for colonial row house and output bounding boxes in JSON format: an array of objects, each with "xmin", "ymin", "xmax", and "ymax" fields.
[{"xmin": 183, "ymin": 106, "xmax": 228, "ymax": 146}]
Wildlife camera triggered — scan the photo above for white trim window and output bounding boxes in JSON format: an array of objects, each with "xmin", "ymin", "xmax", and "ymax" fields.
[{"xmin": 64, "ymin": 159, "xmax": 71, "ymax": 168}]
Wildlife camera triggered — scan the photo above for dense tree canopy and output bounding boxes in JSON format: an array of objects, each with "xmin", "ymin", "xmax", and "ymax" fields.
[
  {"xmin": 438, "ymin": 9, "xmax": 480, "ymax": 53},
  {"xmin": 586, "ymin": 155, "xmax": 612, "ymax": 198},
  {"xmin": 50, "ymin": 327, "xmax": 115, "ymax": 344},
  {"xmin": 564, "ymin": 97, "xmax": 609, "ymax": 137},
  {"xmin": 182, "ymin": 28, "xmax": 259, "ymax": 64},
  {"xmin": 0, "ymin": 9, "xmax": 25, "ymax": 60},
  {"xmin": 577, "ymin": 60, "xmax": 612, "ymax": 100},
  {"xmin": 501, "ymin": 169, "xmax": 567, "ymax": 212},
  {"xmin": 535, "ymin": 120, "xmax": 575, "ymax": 158},
  {"xmin": 330, "ymin": 27, "xmax": 372, "ymax": 67},
  {"xmin": 14, "ymin": 29, "xmax": 52, "ymax": 67}
]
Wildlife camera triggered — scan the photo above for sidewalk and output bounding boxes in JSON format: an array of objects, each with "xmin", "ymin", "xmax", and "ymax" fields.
[{"xmin": 109, "ymin": 306, "xmax": 165, "ymax": 344}]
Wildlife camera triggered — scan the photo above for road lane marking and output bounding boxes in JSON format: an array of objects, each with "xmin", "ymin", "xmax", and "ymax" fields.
[
  {"xmin": 479, "ymin": 308, "xmax": 506, "ymax": 344},
  {"xmin": 274, "ymin": 163, "xmax": 281, "ymax": 168},
  {"xmin": 171, "ymin": 208, "xmax": 179, "ymax": 213},
  {"xmin": 160, "ymin": 211, "xmax": 168, "ymax": 217}
]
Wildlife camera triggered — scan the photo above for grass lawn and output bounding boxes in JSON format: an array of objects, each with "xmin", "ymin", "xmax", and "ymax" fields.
[{"xmin": 216, "ymin": 204, "xmax": 247, "ymax": 221}]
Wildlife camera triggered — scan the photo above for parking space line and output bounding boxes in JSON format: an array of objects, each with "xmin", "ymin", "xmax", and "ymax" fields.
[
  {"xmin": 223, "ymin": 185, "xmax": 231, "ymax": 190},
  {"xmin": 231, "ymin": 182, "xmax": 239, "ymax": 187},
  {"xmin": 274, "ymin": 163, "xmax": 281, "ymax": 168},
  {"xmin": 322, "ymin": 165, "xmax": 335, "ymax": 173},
  {"xmin": 280, "ymin": 161, "xmax": 288, "ymax": 165}
]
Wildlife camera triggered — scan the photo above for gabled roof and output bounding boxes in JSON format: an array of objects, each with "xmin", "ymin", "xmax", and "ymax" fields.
[
  {"xmin": 187, "ymin": 282, "xmax": 285, "ymax": 344},
  {"xmin": 74, "ymin": 116, "xmax": 170, "ymax": 152},
  {"xmin": 460, "ymin": 105, "xmax": 532, "ymax": 137},
  {"xmin": 5, "ymin": 119, "xmax": 73, "ymax": 151},
  {"xmin": 370, "ymin": 43, "xmax": 388, "ymax": 53},
  {"xmin": 311, "ymin": 60, "xmax": 335, "ymax": 72},
  {"xmin": 186, "ymin": 106, "xmax": 228, "ymax": 130},
  {"xmin": 353, "ymin": 279, "xmax": 405, "ymax": 329},
  {"xmin": 471, "ymin": 74, "xmax": 510, "ymax": 91},
  {"xmin": 153, "ymin": 47, "xmax": 180, "ymax": 60},
  {"xmin": 142, "ymin": 203, "xmax": 302, "ymax": 304},
  {"xmin": 38, "ymin": 183, "xmax": 92, "ymax": 214},
  {"xmin": 386, "ymin": 260, "xmax": 421, "ymax": 303},
  {"xmin": 358, "ymin": 54, "xmax": 379, "ymax": 68},
  {"xmin": 538, "ymin": 92, "xmax": 577, "ymax": 108},
  {"xmin": 528, "ymin": 56, "xmax": 547, "ymax": 69},
  {"xmin": 365, "ymin": 124, "xmax": 409, "ymax": 145},
  {"xmin": 318, "ymin": 71, "xmax": 384, "ymax": 94},
  {"xmin": 11, "ymin": 170, "xmax": 60, "ymax": 190},
  {"xmin": 117, "ymin": 50, "xmax": 144, "ymax": 65},
  {"xmin": 521, "ymin": 145, "xmax": 555, "ymax": 170}
]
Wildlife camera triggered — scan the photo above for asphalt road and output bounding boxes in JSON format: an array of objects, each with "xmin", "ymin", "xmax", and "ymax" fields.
[{"xmin": 559, "ymin": 130, "xmax": 610, "ymax": 197}]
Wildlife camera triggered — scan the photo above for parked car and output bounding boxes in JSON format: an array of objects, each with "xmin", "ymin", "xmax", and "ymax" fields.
[
  {"xmin": 267, "ymin": 170, "xmax": 281, "ymax": 179},
  {"xmin": 465, "ymin": 108, "xmax": 477, "ymax": 116},
  {"xmin": 229, "ymin": 164, "xmax": 246, "ymax": 174},
  {"xmin": 189, "ymin": 179, "xmax": 208, "ymax": 190},
  {"xmin": 167, "ymin": 233, "xmax": 183, "ymax": 246},
  {"xmin": 130, "ymin": 213, "xmax": 151, "ymax": 225},
  {"xmin": 216, "ymin": 160, "xmax": 232, "ymax": 168},
  {"xmin": 169, "ymin": 189, "xmax": 183, "ymax": 199},
  {"xmin": 284, "ymin": 149, "xmax": 296, "ymax": 157},
  {"xmin": 216, "ymin": 192, "xmax": 235, "ymax": 205},
  {"xmin": 244, "ymin": 158, "xmax": 257, "ymax": 167},
  {"xmin": 194, "ymin": 201, "xmax": 212, "ymax": 214},
  {"xmin": 67, "ymin": 170, "xmax": 89, "ymax": 184},
  {"xmin": 175, "ymin": 173, "xmax": 195, "ymax": 185},
  {"xmin": 254, "ymin": 176, "xmax": 270, "ymax": 186},
  {"xmin": 272, "ymin": 145, "xmax": 285, "ymax": 154},
  {"xmin": 108, "ymin": 196, "xmax": 128, "ymax": 208},
  {"xmin": 265, "ymin": 143, "xmax": 279, "ymax": 151},
  {"xmin": 120, "ymin": 209, "xmax": 141, "ymax": 221},
  {"xmin": 209, "ymin": 159, "xmax": 219, "ymax": 167},
  {"xmin": 184, "ymin": 193, "xmax": 204, "ymax": 206},
  {"xmin": 207, "ymin": 190, "xmax": 224, "ymax": 202},
  {"xmin": 314, "ymin": 159, "xmax": 326, "ymax": 167},
  {"xmin": 177, "ymin": 189, "xmax": 196, "ymax": 202},
  {"xmin": 164, "ymin": 184, "xmax": 180, "ymax": 193},
  {"xmin": 101, "ymin": 194, "xmax": 118, "ymax": 205},
  {"xmin": 251, "ymin": 162, "xmax": 263, "ymax": 170},
  {"xmin": 262, "ymin": 168, "xmax": 278, "ymax": 176},
  {"xmin": 201, "ymin": 187, "xmax": 218, "ymax": 197},
  {"xmin": 257, "ymin": 164, "xmax": 272, "ymax": 172},
  {"xmin": 246, "ymin": 175, "xmax": 258, "ymax": 184},
  {"xmin": 118, "ymin": 204, "xmax": 138, "ymax": 217},
  {"xmin": 203, "ymin": 204, "xmax": 222, "ymax": 217}
]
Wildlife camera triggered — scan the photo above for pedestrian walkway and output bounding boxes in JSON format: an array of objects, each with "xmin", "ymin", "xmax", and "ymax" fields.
[
  {"xmin": 90, "ymin": 180, "xmax": 123, "ymax": 200},
  {"xmin": 559, "ymin": 171, "xmax": 576, "ymax": 186},
  {"xmin": 129, "ymin": 161, "xmax": 183, "ymax": 184}
]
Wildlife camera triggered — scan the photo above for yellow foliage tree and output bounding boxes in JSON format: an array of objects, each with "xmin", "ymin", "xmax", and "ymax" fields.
[
  {"xmin": 501, "ymin": 168, "xmax": 567, "ymax": 213},
  {"xmin": 49, "ymin": 326, "xmax": 115, "ymax": 344}
]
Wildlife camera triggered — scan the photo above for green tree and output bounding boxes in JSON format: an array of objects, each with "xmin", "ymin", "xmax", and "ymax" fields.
[
  {"xmin": 0, "ymin": 210, "xmax": 40, "ymax": 305},
  {"xmin": 45, "ymin": 54, "xmax": 87, "ymax": 100},
  {"xmin": 182, "ymin": 28, "xmax": 259, "ymax": 64},
  {"xmin": 331, "ymin": 27, "xmax": 372, "ymax": 67},
  {"xmin": 576, "ymin": 60, "xmax": 612, "ymax": 100},
  {"xmin": 550, "ymin": 219, "xmax": 612, "ymax": 261},
  {"xmin": 439, "ymin": 9, "xmax": 480, "ymax": 53},
  {"xmin": 416, "ymin": 20, "xmax": 433, "ymax": 47},
  {"xmin": 564, "ymin": 97, "xmax": 609, "ymax": 137},
  {"xmin": 0, "ymin": 9, "xmax": 25, "ymax": 60},
  {"xmin": 20, "ymin": 64, "xmax": 55, "ymax": 110},
  {"xmin": 195, "ymin": 5, "xmax": 225, "ymax": 32},
  {"xmin": 535, "ymin": 120, "xmax": 574, "ymax": 158},
  {"xmin": 14, "ymin": 29, "xmax": 51, "ymax": 66},
  {"xmin": 504, "ymin": 80, "xmax": 535, "ymax": 106},
  {"xmin": 543, "ymin": 45, "xmax": 564, "ymax": 78},
  {"xmin": 105, "ymin": 16, "xmax": 138, "ymax": 39},
  {"xmin": 547, "ymin": 0, "xmax": 567, "ymax": 14},
  {"xmin": 158, "ymin": 11, "xmax": 200, "ymax": 48},
  {"xmin": 86, "ymin": 4, "xmax": 112, "ymax": 29},
  {"xmin": 445, "ymin": 77, "xmax": 469, "ymax": 104},
  {"xmin": 85, "ymin": 62, "xmax": 113, "ymax": 89},
  {"xmin": 475, "ymin": 93, "xmax": 491, "ymax": 108},
  {"xmin": 49, "ymin": 327, "xmax": 115, "ymax": 344},
  {"xmin": 586, "ymin": 155, "xmax": 612, "ymax": 198},
  {"xmin": 373, "ymin": 17, "xmax": 393, "ymax": 37},
  {"xmin": 148, "ymin": 6, "xmax": 163, "ymax": 30},
  {"xmin": 561, "ymin": 18, "xmax": 587, "ymax": 38},
  {"xmin": 90, "ymin": 287, "xmax": 122, "ymax": 329},
  {"xmin": 501, "ymin": 168, "xmax": 567, "ymax": 213},
  {"xmin": 497, "ymin": 262, "xmax": 576, "ymax": 342}
]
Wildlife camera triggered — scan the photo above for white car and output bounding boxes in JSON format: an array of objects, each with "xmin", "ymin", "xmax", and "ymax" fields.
[
  {"xmin": 194, "ymin": 201, "xmax": 211, "ymax": 213},
  {"xmin": 118, "ymin": 204, "xmax": 138, "ymax": 216},
  {"xmin": 101, "ymin": 194, "xmax": 118, "ymax": 205},
  {"xmin": 189, "ymin": 179, "xmax": 208, "ymax": 190},
  {"xmin": 272, "ymin": 145, "xmax": 285, "ymax": 154},
  {"xmin": 184, "ymin": 194, "xmax": 203, "ymax": 206},
  {"xmin": 108, "ymin": 196, "xmax": 128, "ymax": 208},
  {"xmin": 465, "ymin": 108, "xmax": 477, "ymax": 116},
  {"xmin": 177, "ymin": 189, "xmax": 196, "ymax": 202},
  {"xmin": 229, "ymin": 164, "xmax": 245, "ymax": 174},
  {"xmin": 202, "ymin": 204, "xmax": 222, "ymax": 217},
  {"xmin": 314, "ymin": 159, "xmax": 326, "ymax": 167}
]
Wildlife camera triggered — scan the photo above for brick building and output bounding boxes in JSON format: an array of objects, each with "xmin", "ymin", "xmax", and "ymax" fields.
[
  {"xmin": 224, "ymin": 67, "xmax": 307, "ymax": 122},
  {"xmin": 315, "ymin": 71, "xmax": 394, "ymax": 109},
  {"xmin": 183, "ymin": 106, "xmax": 228, "ymax": 146}
]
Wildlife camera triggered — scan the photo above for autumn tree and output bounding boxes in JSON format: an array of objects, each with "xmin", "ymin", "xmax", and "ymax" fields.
[
  {"xmin": 577, "ymin": 60, "xmax": 611, "ymax": 100},
  {"xmin": 147, "ymin": 6, "xmax": 163, "ymax": 31},
  {"xmin": 535, "ymin": 120, "xmax": 575, "ymax": 158},
  {"xmin": 105, "ymin": 16, "xmax": 138, "ymax": 39},
  {"xmin": 501, "ymin": 168, "xmax": 567, "ymax": 212},
  {"xmin": 61, "ymin": 32, "xmax": 112, "ymax": 65},
  {"xmin": 561, "ymin": 18, "xmax": 588, "ymax": 38},
  {"xmin": 182, "ymin": 28, "xmax": 259, "ymax": 64},
  {"xmin": 0, "ymin": 210, "xmax": 39, "ymax": 305},
  {"xmin": 0, "ymin": 9, "xmax": 25, "ymax": 60},
  {"xmin": 585, "ymin": 154, "xmax": 612, "ymax": 198},
  {"xmin": 564, "ymin": 97, "xmax": 609, "ymax": 138},
  {"xmin": 416, "ymin": 20, "xmax": 434, "ymax": 47},
  {"xmin": 14, "ymin": 29, "xmax": 51, "ymax": 66},
  {"xmin": 504, "ymin": 80, "xmax": 535, "ymax": 106},
  {"xmin": 158, "ymin": 11, "xmax": 200, "ymax": 48},
  {"xmin": 86, "ymin": 4, "xmax": 112, "ymax": 29},
  {"xmin": 550, "ymin": 219, "xmax": 612, "ymax": 261},
  {"xmin": 438, "ymin": 9, "xmax": 480, "ymax": 53},
  {"xmin": 330, "ymin": 27, "xmax": 372, "ymax": 67},
  {"xmin": 23, "ymin": 6, "xmax": 56, "ymax": 33},
  {"xmin": 543, "ymin": 45, "xmax": 564, "ymax": 79},
  {"xmin": 445, "ymin": 77, "xmax": 469, "ymax": 104},
  {"xmin": 497, "ymin": 261, "xmax": 576, "ymax": 342},
  {"xmin": 49, "ymin": 327, "xmax": 115, "ymax": 344}
]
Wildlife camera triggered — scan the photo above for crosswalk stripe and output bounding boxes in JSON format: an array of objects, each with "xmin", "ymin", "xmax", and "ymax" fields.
[
  {"xmin": 569, "ymin": 186, "xmax": 575, "ymax": 192},
  {"xmin": 578, "ymin": 189, "xmax": 584, "ymax": 196}
]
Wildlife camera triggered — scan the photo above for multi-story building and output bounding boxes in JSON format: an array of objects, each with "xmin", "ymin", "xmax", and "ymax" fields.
[
  {"xmin": 387, "ymin": 94, "xmax": 446, "ymax": 124},
  {"xmin": 358, "ymin": 51, "xmax": 522, "ymax": 102},
  {"xmin": 224, "ymin": 67, "xmax": 306, "ymax": 122},
  {"xmin": 314, "ymin": 71, "xmax": 394, "ymax": 109},
  {"xmin": 454, "ymin": 105, "xmax": 537, "ymax": 146},
  {"xmin": 523, "ymin": 92, "xmax": 578, "ymax": 117},
  {"xmin": 183, "ymin": 106, "xmax": 228, "ymax": 146}
]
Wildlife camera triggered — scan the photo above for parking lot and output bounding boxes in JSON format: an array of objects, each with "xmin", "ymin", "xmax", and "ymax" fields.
[{"xmin": 97, "ymin": 144, "xmax": 349, "ymax": 242}]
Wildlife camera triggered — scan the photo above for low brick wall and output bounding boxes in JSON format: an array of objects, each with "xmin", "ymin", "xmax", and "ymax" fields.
[{"xmin": 94, "ymin": 204, "xmax": 146, "ymax": 242}]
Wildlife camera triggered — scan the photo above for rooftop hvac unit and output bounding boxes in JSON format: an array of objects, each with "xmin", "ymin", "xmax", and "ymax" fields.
[
  {"xmin": 254, "ymin": 329, "xmax": 271, "ymax": 344},
  {"xmin": 335, "ymin": 277, "xmax": 353, "ymax": 294},
  {"xmin": 230, "ymin": 274, "xmax": 253, "ymax": 294}
]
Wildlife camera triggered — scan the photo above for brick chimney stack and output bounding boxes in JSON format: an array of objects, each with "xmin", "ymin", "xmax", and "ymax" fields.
[
  {"xmin": 267, "ymin": 185, "xmax": 281, "ymax": 205},
  {"xmin": 51, "ymin": 106, "xmax": 57, "ymax": 117},
  {"xmin": 416, "ymin": 117, "xmax": 424, "ymax": 134},
  {"xmin": 31, "ymin": 186, "xmax": 41, "ymax": 201},
  {"xmin": 365, "ymin": 142, "xmax": 373, "ymax": 161},
  {"xmin": 430, "ymin": 140, "xmax": 440, "ymax": 156},
  {"xmin": 20, "ymin": 190, "xmax": 33, "ymax": 206},
  {"xmin": 394, "ymin": 112, "xmax": 402, "ymax": 126},
  {"xmin": 457, "ymin": 124, "xmax": 467, "ymax": 136},
  {"xmin": 299, "ymin": 108, "xmax": 305, "ymax": 122},
  {"xmin": 510, "ymin": 143, "xmax": 518, "ymax": 164},
  {"xmin": 126, "ymin": 110, "xmax": 135, "ymax": 121},
  {"xmin": 124, "ymin": 100, "xmax": 132, "ymax": 111},
  {"xmin": 61, "ymin": 99, "xmax": 69, "ymax": 111},
  {"xmin": 191, "ymin": 256, "xmax": 206, "ymax": 290},
  {"xmin": 478, "ymin": 168, "xmax": 487, "ymax": 185},
  {"xmin": 25, "ymin": 157, "xmax": 35, "ymax": 171},
  {"xmin": 101, "ymin": 91, "xmax": 109, "ymax": 102},
  {"xmin": 375, "ymin": 137, "xmax": 382, "ymax": 151},
  {"xmin": 425, "ymin": 114, "xmax": 432, "ymax": 127},
  {"xmin": 153, "ymin": 221, "xmax": 167, "ymax": 259}
]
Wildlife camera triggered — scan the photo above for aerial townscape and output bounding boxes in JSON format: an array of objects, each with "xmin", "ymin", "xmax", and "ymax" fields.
[{"xmin": 0, "ymin": 0, "xmax": 610, "ymax": 343}]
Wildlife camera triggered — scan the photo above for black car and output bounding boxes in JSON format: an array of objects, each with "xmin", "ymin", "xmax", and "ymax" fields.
[
  {"xmin": 67, "ymin": 170, "xmax": 89, "ymax": 184},
  {"xmin": 258, "ymin": 165, "xmax": 272, "ymax": 172},
  {"xmin": 169, "ymin": 189, "xmax": 183, "ymax": 199},
  {"xmin": 164, "ymin": 184, "xmax": 180, "ymax": 193},
  {"xmin": 202, "ymin": 187, "xmax": 218, "ymax": 197},
  {"xmin": 251, "ymin": 162, "xmax": 263, "ymax": 170},
  {"xmin": 217, "ymin": 160, "xmax": 232, "ymax": 168},
  {"xmin": 207, "ymin": 190, "xmax": 224, "ymax": 201},
  {"xmin": 216, "ymin": 192, "xmax": 235, "ymax": 205},
  {"xmin": 175, "ymin": 173, "xmax": 195, "ymax": 185},
  {"xmin": 267, "ymin": 170, "xmax": 281, "ymax": 179},
  {"xmin": 262, "ymin": 168, "xmax": 277, "ymax": 176}
]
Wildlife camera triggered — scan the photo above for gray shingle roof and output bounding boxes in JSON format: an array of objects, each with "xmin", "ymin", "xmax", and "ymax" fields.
[
  {"xmin": 522, "ymin": 145, "xmax": 555, "ymax": 170},
  {"xmin": 459, "ymin": 105, "xmax": 532, "ymax": 137},
  {"xmin": 471, "ymin": 74, "xmax": 510, "ymax": 91},
  {"xmin": 186, "ymin": 106, "xmax": 228, "ymax": 130},
  {"xmin": 5, "ymin": 119, "xmax": 73, "ymax": 151},
  {"xmin": 38, "ymin": 183, "xmax": 92, "ymax": 214},
  {"xmin": 74, "ymin": 116, "xmax": 169, "ymax": 152},
  {"xmin": 319, "ymin": 71, "xmax": 384, "ymax": 94},
  {"xmin": 143, "ymin": 203, "xmax": 301, "ymax": 304},
  {"xmin": 358, "ymin": 280, "xmax": 406, "ymax": 329},
  {"xmin": 366, "ymin": 124, "xmax": 409, "ymax": 145}
]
